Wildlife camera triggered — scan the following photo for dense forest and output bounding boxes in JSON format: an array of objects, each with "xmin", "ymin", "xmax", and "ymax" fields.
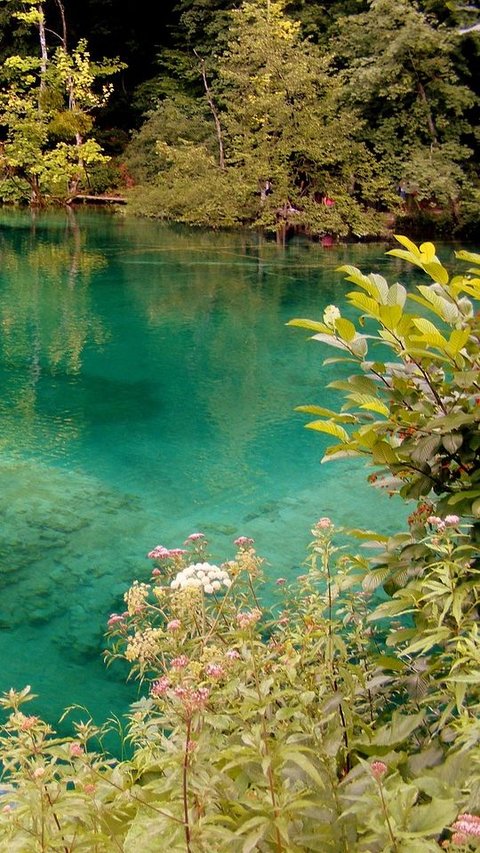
[{"xmin": 0, "ymin": 0, "xmax": 479, "ymax": 238}]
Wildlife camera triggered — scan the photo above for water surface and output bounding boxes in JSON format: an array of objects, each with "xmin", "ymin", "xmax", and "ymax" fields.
[{"xmin": 0, "ymin": 210, "xmax": 409, "ymax": 728}]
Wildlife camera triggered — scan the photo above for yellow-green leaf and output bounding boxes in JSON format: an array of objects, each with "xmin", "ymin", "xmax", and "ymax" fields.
[{"xmin": 306, "ymin": 419, "xmax": 350, "ymax": 442}]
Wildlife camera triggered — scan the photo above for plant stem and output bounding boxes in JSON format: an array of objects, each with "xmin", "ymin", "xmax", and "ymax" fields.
[
  {"xmin": 182, "ymin": 718, "xmax": 193, "ymax": 853},
  {"xmin": 377, "ymin": 780, "xmax": 398, "ymax": 852}
]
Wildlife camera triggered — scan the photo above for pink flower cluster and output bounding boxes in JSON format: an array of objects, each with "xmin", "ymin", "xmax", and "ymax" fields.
[
  {"xmin": 171, "ymin": 655, "xmax": 189, "ymax": 670},
  {"xmin": 151, "ymin": 676, "xmax": 170, "ymax": 697},
  {"xmin": 450, "ymin": 813, "xmax": 480, "ymax": 844},
  {"xmin": 173, "ymin": 686, "xmax": 210, "ymax": 713},
  {"xmin": 370, "ymin": 760, "xmax": 387, "ymax": 780},
  {"xmin": 205, "ymin": 663, "xmax": 225, "ymax": 679},
  {"xmin": 234, "ymin": 536, "xmax": 254, "ymax": 548},
  {"xmin": 236, "ymin": 609, "xmax": 262, "ymax": 630},
  {"xmin": 184, "ymin": 533, "xmax": 205, "ymax": 543},
  {"xmin": 147, "ymin": 545, "xmax": 187, "ymax": 559},
  {"xmin": 225, "ymin": 648, "xmax": 241, "ymax": 661},
  {"xmin": 427, "ymin": 515, "xmax": 460, "ymax": 531},
  {"xmin": 316, "ymin": 517, "xmax": 332, "ymax": 529},
  {"xmin": 107, "ymin": 613, "xmax": 125, "ymax": 628},
  {"xmin": 167, "ymin": 619, "xmax": 181, "ymax": 632}
]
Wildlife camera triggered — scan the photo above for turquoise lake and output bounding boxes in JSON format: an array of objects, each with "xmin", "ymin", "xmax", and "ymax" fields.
[{"xmin": 0, "ymin": 210, "xmax": 411, "ymax": 732}]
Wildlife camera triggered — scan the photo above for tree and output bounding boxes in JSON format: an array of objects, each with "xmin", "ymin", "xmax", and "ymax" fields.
[
  {"xmin": 333, "ymin": 0, "xmax": 478, "ymax": 220},
  {"xmin": 0, "ymin": 0, "xmax": 123, "ymax": 203},
  {"xmin": 128, "ymin": 0, "xmax": 394, "ymax": 237}
]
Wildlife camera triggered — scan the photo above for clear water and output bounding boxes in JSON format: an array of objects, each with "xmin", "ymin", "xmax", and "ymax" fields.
[{"xmin": 0, "ymin": 209, "xmax": 408, "ymax": 731}]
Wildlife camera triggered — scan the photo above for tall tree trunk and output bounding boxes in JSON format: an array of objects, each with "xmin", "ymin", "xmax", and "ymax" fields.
[
  {"xmin": 194, "ymin": 51, "xmax": 226, "ymax": 171},
  {"xmin": 37, "ymin": 4, "xmax": 47, "ymax": 89}
]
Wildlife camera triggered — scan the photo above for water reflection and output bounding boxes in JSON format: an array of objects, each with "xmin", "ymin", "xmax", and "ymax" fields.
[{"xmin": 0, "ymin": 210, "xmax": 108, "ymax": 457}]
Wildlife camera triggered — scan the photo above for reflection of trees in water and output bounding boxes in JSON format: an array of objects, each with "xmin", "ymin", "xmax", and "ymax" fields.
[
  {"xmin": 120, "ymin": 222, "xmax": 401, "ymax": 494},
  {"xmin": 0, "ymin": 210, "xmax": 108, "ymax": 456}
]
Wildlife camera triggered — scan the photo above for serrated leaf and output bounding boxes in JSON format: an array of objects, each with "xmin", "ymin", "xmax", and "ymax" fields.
[{"xmin": 372, "ymin": 441, "xmax": 399, "ymax": 464}]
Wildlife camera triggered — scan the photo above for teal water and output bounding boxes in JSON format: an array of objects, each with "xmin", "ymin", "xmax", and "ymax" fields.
[{"xmin": 0, "ymin": 210, "xmax": 408, "ymax": 730}]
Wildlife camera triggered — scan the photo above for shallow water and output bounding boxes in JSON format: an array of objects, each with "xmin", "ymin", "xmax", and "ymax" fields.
[{"xmin": 0, "ymin": 210, "xmax": 411, "ymax": 730}]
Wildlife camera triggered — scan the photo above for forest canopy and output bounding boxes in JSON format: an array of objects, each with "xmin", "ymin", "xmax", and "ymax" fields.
[{"xmin": 0, "ymin": 0, "xmax": 478, "ymax": 238}]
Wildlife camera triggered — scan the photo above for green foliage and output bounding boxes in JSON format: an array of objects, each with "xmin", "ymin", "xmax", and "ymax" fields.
[
  {"xmin": 0, "ymin": 4, "xmax": 124, "ymax": 204},
  {"xmin": 289, "ymin": 236, "xmax": 480, "ymax": 519},
  {"xmin": 126, "ymin": 0, "xmax": 394, "ymax": 238},
  {"xmin": 1, "ymin": 518, "xmax": 479, "ymax": 850}
]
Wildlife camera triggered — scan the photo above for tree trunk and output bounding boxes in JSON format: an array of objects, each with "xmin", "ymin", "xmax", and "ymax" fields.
[{"xmin": 194, "ymin": 51, "xmax": 226, "ymax": 171}]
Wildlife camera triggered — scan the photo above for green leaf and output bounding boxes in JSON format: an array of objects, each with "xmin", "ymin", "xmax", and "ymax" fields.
[
  {"xmin": 411, "ymin": 318, "xmax": 449, "ymax": 349},
  {"xmin": 305, "ymin": 419, "xmax": 350, "ymax": 442},
  {"xmin": 392, "ymin": 234, "xmax": 422, "ymax": 256},
  {"xmin": 281, "ymin": 750, "xmax": 325, "ymax": 788},
  {"xmin": 407, "ymin": 799, "xmax": 457, "ymax": 835},
  {"xmin": 335, "ymin": 317, "xmax": 357, "ymax": 342},
  {"xmin": 295, "ymin": 405, "xmax": 356, "ymax": 422},
  {"xmin": 388, "ymin": 282, "xmax": 407, "ymax": 307},
  {"xmin": 287, "ymin": 318, "xmax": 331, "ymax": 334},
  {"xmin": 371, "ymin": 710, "xmax": 425, "ymax": 746}
]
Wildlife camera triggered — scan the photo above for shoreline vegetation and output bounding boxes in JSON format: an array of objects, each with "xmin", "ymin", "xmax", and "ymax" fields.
[{"xmin": 0, "ymin": 0, "xmax": 478, "ymax": 242}]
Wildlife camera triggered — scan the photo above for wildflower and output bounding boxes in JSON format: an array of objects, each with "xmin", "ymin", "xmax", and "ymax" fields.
[
  {"xmin": 317, "ymin": 517, "xmax": 332, "ymax": 528},
  {"xmin": 19, "ymin": 715, "xmax": 38, "ymax": 731},
  {"xmin": 107, "ymin": 613, "xmax": 124, "ymax": 628},
  {"xmin": 169, "ymin": 548, "xmax": 187, "ymax": 558},
  {"xmin": 167, "ymin": 619, "xmax": 181, "ymax": 632},
  {"xmin": 426, "ymin": 516, "xmax": 445, "ymax": 531},
  {"xmin": 205, "ymin": 663, "xmax": 225, "ymax": 679},
  {"xmin": 147, "ymin": 545, "xmax": 171, "ymax": 559},
  {"xmin": 151, "ymin": 677, "xmax": 170, "ymax": 697},
  {"xmin": 450, "ymin": 832, "xmax": 468, "ymax": 845},
  {"xmin": 323, "ymin": 304, "xmax": 341, "ymax": 328},
  {"xmin": 32, "ymin": 767, "xmax": 45, "ymax": 780},
  {"xmin": 370, "ymin": 761, "xmax": 387, "ymax": 780},
  {"xmin": 171, "ymin": 562, "xmax": 231, "ymax": 593},
  {"xmin": 444, "ymin": 515, "xmax": 460, "ymax": 526},
  {"xmin": 276, "ymin": 577, "xmax": 286, "ymax": 585},
  {"xmin": 69, "ymin": 742, "xmax": 84, "ymax": 757},
  {"xmin": 83, "ymin": 783, "xmax": 96, "ymax": 795},
  {"xmin": 171, "ymin": 655, "xmax": 189, "ymax": 670},
  {"xmin": 124, "ymin": 581, "xmax": 150, "ymax": 615},
  {"xmin": 184, "ymin": 533, "xmax": 205, "ymax": 542},
  {"xmin": 125, "ymin": 627, "xmax": 163, "ymax": 663},
  {"xmin": 451, "ymin": 814, "xmax": 480, "ymax": 838},
  {"xmin": 236, "ymin": 609, "xmax": 262, "ymax": 630},
  {"xmin": 151, "ymin": 568, "xmax": 161, "ymax": 577},
  {"xmin": 173, "ymin": 686, "xmax": 210, "ymax": 713},
  {"xmin": 225, "ymin": 649, "xmax": 241, "ymax": 661},
  {"xmin": 234, "ymin": 536, "xmax": 254, "ymax": 548}
]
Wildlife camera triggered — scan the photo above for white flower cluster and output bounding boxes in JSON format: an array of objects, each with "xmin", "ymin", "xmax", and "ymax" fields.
[
  {"xmin": 170, "ymin": 562, "xmax": 231, "ymax": 594},
  {"xmin": 323, "ymin": 304, "xmax": 341, "ymax": 328}
]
